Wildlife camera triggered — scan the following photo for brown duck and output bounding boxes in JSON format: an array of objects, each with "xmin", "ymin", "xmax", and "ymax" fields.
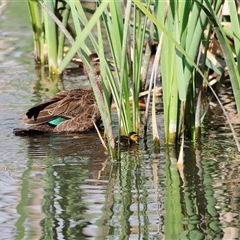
[{"xmin": 14, "ymin": 54, "xmax": 106, "ymax": 135}]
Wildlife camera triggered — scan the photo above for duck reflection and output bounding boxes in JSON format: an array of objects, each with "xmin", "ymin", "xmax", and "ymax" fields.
[
  {"xmin": 16, "ymin": 131, "xmax": 114, "ymax": 239},
  {"xmin": 21, "ymin": 131, "xmax": 110, "ymax": 177}
]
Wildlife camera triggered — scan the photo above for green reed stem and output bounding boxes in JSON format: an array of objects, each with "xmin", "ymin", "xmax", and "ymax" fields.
[
  {"xmin": 42, "ymin": 0, "xmax": 58, "ymax": 74},
  {"xmin": 27, "ymin": 0, "xmax": 43, "ymax": 63}
]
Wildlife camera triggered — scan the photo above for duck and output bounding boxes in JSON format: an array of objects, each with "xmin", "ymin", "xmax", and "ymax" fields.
[
  {"xmin": 14, "ymin": 53, "xmax": 107, "ymax": 135},
  {"xmin": 114, "ymin": 132, "xmax": 139, "ymax": 147}
]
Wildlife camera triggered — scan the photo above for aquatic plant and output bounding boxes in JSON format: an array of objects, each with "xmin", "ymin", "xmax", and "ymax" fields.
[
  {"xmin": 26, "ymin": 0, "xmax": 240, "ymax": 155},
  {"xmin": 27, "ymin": 0, "xmax": 71, "ymax": 74}
]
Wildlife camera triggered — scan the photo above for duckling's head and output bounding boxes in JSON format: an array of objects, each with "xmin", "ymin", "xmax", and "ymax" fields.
[
  {"xmin": 128, "ymin": 132, "xmax": 139, "ymax": 143},
  {"xmin": 114, "ymin": 132, "xmax": 139, "ymax": 147}
]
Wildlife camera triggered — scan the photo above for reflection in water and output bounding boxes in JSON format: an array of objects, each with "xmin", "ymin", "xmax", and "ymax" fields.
[
  {"xmin": 14, "ymin": 133, "xmax": 110, "ymax": 239},
  {"xmin": 12, "ymin": 135, "xmax": 240, "ymax": 239},
  {"xmin": 13, "ymin": 132, "xmax": 167, "ymax": 239},
  {"xmin": 33, "ymin": 65, "xmax": 64, "ymax": 99}
]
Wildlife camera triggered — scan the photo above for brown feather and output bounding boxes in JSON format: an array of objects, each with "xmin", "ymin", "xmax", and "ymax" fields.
[{"xmin": 18, "ymin": 53, "xmax": 111, "ymax": 134}]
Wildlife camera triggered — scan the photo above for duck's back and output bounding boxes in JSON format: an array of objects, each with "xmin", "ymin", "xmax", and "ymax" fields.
[{"xmin": 22, "ymin": 88, "xmax": 99, "ymax": 132}]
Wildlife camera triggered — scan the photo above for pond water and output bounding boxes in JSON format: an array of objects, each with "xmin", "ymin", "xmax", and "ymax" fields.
[{"xmin": 1, "ymin": 2, "xmax": 240, "ymax": 240}]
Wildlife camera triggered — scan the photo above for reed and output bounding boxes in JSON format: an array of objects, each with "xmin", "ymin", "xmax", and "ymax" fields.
[
  {"xmin": 134, "ymin": 0, "xmax": 239, "ymax": 146},
  {"xmin": 58, "ymin": 1, "xmax": 150, "ymax": 155},
  {"xmin": 98, "ymin": 0, "xmax": 151, "ymax": 137},
  {"xmin": 198, "ymin": 0, "xmax": 240, "ymax": 119},
  {"xmin": 27, "ymin": 0, "xmax": 240, "ymax": 152},
  {"xmin": 27, "ymin": 0, "xmax": 71, "ymax": 75}
]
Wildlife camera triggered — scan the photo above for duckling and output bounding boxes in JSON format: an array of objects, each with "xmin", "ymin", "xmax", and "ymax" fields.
[{"xmin": 115, "ymin": 132, "xmax": 139, "ymax": 146}]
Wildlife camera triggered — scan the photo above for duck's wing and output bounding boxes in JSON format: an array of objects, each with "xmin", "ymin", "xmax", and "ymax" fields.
[
  {"xmin": 49, "ymin": 91, "xmax": 95, "ymax": 117},
  {"xmin": 23, "ymin": 89, "xmax": 94, "ymax": 126},
  {"xmin": 54, "ymin": 103, "xmax": 100, "ymax": 132},
  {"xmin": 24, "ymin": 90, "xmax": 69, "ymax": 122},
  {"xmin": 23, "ymin": 101, "xmax": 64, "ymax": 125}
]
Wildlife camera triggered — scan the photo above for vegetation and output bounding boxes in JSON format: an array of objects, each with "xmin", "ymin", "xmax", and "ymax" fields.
[
  {"xmin": 26, "ymin": 0, "xmax": 240, "ymax": 155},
  {"xmin": 8, "ymin": 2, "xmax": 239, "ymax": 238}
]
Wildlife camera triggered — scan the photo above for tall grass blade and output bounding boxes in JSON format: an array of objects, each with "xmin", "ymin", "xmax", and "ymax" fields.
[
  {"xmin": 42, "ymin": 0, "xmax": 58, "ymax": 74},
  {"xmin": 27, "ymin": 0, "xmax": 43, "ymax": 62},
  {"xmin": 57, "ymin": 1, "xmax": 109, "ymax": 73}
]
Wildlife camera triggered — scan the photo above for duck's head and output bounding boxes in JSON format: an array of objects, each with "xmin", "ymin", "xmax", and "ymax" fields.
[
  {"xmin": 87, "ymin": 53, "xmax": 115, "ymax": 76},
  {"xmin": 83, "ymin": 53, "xmax": 100, "ymax": 76},
  {"xmin": 84, "ymin": 53, "xmax": 115, "ymax": 97}
]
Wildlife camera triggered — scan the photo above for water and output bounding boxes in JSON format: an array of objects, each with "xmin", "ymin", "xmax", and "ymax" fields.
[{"xmin": 1, "ymin": 2, "xmax": 240, "ymax": 240}]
